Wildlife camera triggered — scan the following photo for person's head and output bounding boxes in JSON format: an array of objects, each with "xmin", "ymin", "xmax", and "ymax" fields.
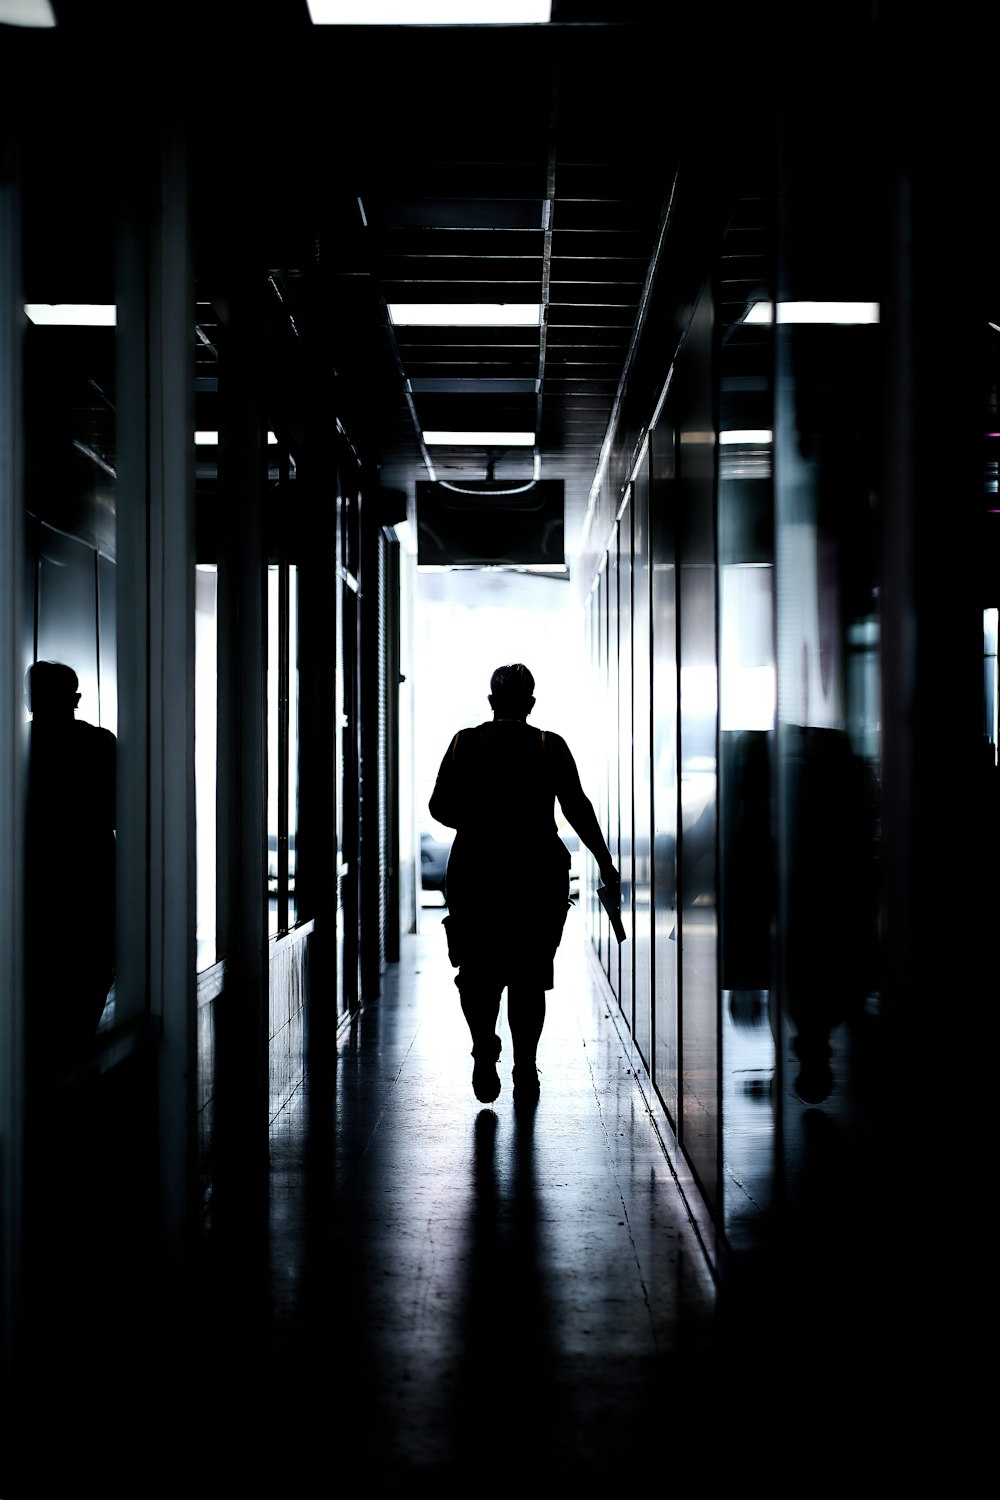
[
  {"xmin": 488, "ymin": 662, "xmax": 535, "ymax": 720},
  {"xmin": 25, "ymin": 661, "xmax": 80, "ymax": 719}
]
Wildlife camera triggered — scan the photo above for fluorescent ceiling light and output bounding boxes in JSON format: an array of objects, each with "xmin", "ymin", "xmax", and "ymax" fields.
[
  {"xmin": 390, "ymin": 302, "xmax": 540, "ymax": 327},
  {"xmin": 0, "ymin": 1, "xmax": 56, "ymax": 26},
  {"xmin": 719, "ymin": 429, "xmax": 773, "ymax": 445},
  {"xmin": 196, "ymin": 431, "xmax": 279, "ymax": 446},
  {"xmin": 25, "ymin": 304, "xmax": 116, "ymax": 326},
  {"xmin": 423, "ymin": 430, "xmax": 535, "ymax": 446},
  {"xmin": 308, "ymin": 2, "xmax": 551, "ymax": 22},
  {"xmin": 745, "ymin": 301, "xmax": 880, "ymax": 325}
]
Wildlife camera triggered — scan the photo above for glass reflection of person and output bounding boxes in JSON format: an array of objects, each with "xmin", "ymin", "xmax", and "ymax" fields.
[
  {"xmin": 429, "ymin": 663, "xmax": 620, "ymax": 1106},
  {"xmin": 24, "ymin": 661, "xmax": 117, "ymax": 1072}
]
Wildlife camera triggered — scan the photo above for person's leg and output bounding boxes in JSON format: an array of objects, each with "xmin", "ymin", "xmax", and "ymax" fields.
[
  {"xmin": 506, "ymin": 983, "xmax": 545, "ymax": 1099},
  {"xmin": 456, "ymin": 965, "xmax": 504, "ymax": 1103}
]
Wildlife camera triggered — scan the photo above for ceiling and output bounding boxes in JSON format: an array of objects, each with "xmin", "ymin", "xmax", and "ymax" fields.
[{"xmin": 10, "ymin": 3, "xmax": 738, "ymax": 570}]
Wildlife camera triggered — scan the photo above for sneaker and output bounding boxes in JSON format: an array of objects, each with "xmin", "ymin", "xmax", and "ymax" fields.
[{"xmin": 471, "ymin": 1034, "xmax": 502, "ymax": 1104}]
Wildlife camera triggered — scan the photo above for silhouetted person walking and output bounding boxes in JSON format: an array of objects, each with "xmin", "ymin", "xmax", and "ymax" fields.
[
  {"xmin": 429, "ymin": 663, "xmax": 620, "ymax": 1105},
  {"xmin": 24, "ymin": 660, "xmax": 117, "ymax": 1075}
]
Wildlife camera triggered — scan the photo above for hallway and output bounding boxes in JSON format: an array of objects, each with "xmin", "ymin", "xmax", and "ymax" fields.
[
  {"xmin": 10, "ymin": 906, "xmax": 955, "ymax": 1495},
  {"xmin": 265, "ymin": 905, "xmax": 719, "ymax": 1482}
]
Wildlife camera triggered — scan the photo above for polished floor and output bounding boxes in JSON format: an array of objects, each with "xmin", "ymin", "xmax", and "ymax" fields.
[
  {"xmin": 263, "ymin": 904, "xmax": 721, "ymax": 1482},
  {"xmin": 10, "ymin": 900, "xmax": 956, "ymax": 1493}
]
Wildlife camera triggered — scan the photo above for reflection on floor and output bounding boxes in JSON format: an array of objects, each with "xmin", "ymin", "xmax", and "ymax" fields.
[
  {"xmin": 264, "ymin": 904, "xmax": 721, "ymax": 1480},
  {"xmin": 12, "ymin": 904, "xmax": 950, "ymax": 1491}
]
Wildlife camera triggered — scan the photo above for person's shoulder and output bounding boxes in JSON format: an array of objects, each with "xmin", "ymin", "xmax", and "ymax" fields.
[
  {"xmin": 448, "ymin": 723, "xmax": 488, "ymax": 754},
  {"xmin": 74, "ymin": 720, "xmax": 117, "ymax": 756},
  {"xmin": 74, "ymin": 718, "xmax": 114, "ymax": 739}
]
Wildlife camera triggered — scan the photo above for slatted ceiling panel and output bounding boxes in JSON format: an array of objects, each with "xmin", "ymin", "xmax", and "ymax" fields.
[
  {"xmin": 357, "ymin": 15, "xmax": 664, "ymax": 550},
  {"xmin": 16, "ymin": 9, "xmax": 705, "ymax": 567},
  {"xmin": 717, "ymin": 217, "xmax": 772, "ymax": 324},
  {"xmin": 395, "ymin": 331, "xmax": 541, "ymax": 372},
  {"xmin": 377, "ymin": 250, "xmax": 545, "ymax": 284}
]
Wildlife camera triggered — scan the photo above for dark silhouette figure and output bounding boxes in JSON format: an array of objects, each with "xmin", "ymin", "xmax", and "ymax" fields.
[
  {"xmin": 429, "ymin": 662, "xmax": 619, "ymax": 1105},
  {"xmin": 783, "ymin": 724, "xmax": 878, "ymax": 1104},
  {"xmin": 24, "ymin": 660, "xmax": 117, "ymax": 1074}
]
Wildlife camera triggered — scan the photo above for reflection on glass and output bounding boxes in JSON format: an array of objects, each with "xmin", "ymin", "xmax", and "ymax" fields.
[
  {"xmin": 288, "ymin": 565, "xmax": 299, "ymax": 925},
  {"xmin": 98, "ymin": 553, "xmax": 118, "ymax": 735},
  {"xmin": 29, "ymin": 530, "xmax": 118, "ymax": 1045},
  {"xmin": 195, "ymin": 564, "xmax": 218, "ymax": 969},
  {"xmin": 847, "ymin": 616, "xmax": 880, "ymax": 761},
  {"xmin": 268, "ymin": 563, "xmax": 280, "ymax": 936},
  {"xmin": 267, "ymin": 561, "xmax": 299, "ymax": 934},
  {"xmin": 632, "ymin": 457, "xmax": 652, "ymax": 1070},
  {"xmin": 719, "ymin": 566, "xmax": 775, "ymax": 732},
  {"xmin": 36, "ymin": 528, "xmax": 99, "ymax": 723},
  {"xmin": 719, "ymin": 566, "xmax": 776, "ymax": 1247},
  {"xmin": 616, "ymin": 508, "xmax": 633, "ymax": 1027},
  {"xmin": 774, "ymin": 304, "xmax": 883, "ymax": 1133},
  {"xmin": 24, "ymin": 659, "xmax": 117, "ymax": 1072},
  {"xmin": 984, "ymin": 607, "xmax": 998, "ymax": 765},
  {"xmin": 24, "ymin": 657, "xmax": 117, "ymax": 1068},
  {"xmin": 23, "ymin": 118, "xmax": 118, "ymax": 1056},
  {"xmin": 650, "ymin": 418, "xmax": 678, "ymax": 1125}
]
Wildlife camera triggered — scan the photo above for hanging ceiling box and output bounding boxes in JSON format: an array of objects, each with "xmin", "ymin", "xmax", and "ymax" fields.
[{"xmin": 416, "ymin": 479, "xmax": 564, "ymax": 568}]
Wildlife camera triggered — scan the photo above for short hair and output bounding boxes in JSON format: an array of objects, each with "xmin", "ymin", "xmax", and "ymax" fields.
[
  {"xmin": 489, "ymin": 662, "xmax": 535, "ymax": 708},
  {"xmin": 26, "ymin": 660, "xmax": 79, "ymax": 714}
]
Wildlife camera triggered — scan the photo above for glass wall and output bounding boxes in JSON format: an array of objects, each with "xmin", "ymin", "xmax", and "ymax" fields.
[
  {"xmin": 676, "ymin": 285, "xmax": 720, "ymax": 1217},
  {"xmin": 617, "ymin": 502, "xmax": 633, "ymax": 1026},
  {"xmin": 267, "ymin": 555, "xmax": 302, "ymax": 937},
  {"xmin": 651, "ymin": 420, "xmax": 679, "ymax": 1129},
  {"xmin": 632, "ymin": 452, "xmax": 652, "ymax": 1072},
  {"xmin": 712, "ymin": 175, "xmax": 779, "ymax": 1252},
  {"xmin": 22, "ymin": 145, "xmax": 119, "ymax": 1067},
  {"xmin": 607, "ymin": 536, "xmax": 620, "ymax": 998},
  {"xmin": 773, "ymin": 97, "xmax": 883, "ymax": 1207},
  {"xmin": 195, "ymin": 563, "xmax": 218, "ymax": 969}
]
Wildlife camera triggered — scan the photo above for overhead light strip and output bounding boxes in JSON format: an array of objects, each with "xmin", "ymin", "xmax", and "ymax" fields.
[
  {"xmin": 423, "ymin": 431, "xmax": 535, "ymax": 446},
  {"xmin": 307, "ymin": 2, "xmax": 551, "ymax": 23},
  {"xmin": 719, "ymin": 429, "xmax": 773, "ymax": 445},
  {"xmin": 389, "ymin": 302, "xmax": 540, "ymax": 327},
  {"xmin": 25, "ymin": 304, "xmax": 116, "ymax": 326},
  {"xmin": 744, "ymin": 301, "xmax": 880, "ymax": 325}
]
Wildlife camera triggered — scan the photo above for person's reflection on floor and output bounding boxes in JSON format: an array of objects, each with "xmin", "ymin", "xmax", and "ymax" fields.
[{"xmin": 24, "ymin": 660, "xmax": 117, "ymax": 1076}]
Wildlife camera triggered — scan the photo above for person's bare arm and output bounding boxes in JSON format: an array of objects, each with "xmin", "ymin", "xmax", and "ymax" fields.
[{"xmin": 550, "ymin": 734, "xmax": 619, "ymax": 884}]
